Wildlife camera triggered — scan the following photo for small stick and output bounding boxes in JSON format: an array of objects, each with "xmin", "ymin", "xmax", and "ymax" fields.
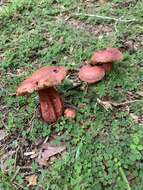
[
  {"xmin": 111, "ymin": 99, "xmax": 143, "ymax": 107},
  {"xmin": 13, "ymin": 182, "xmax": 24, "ymax": 190},
  {"xmin": 14, "ymin": 147, "xmax": 20, "ymax": 170},
  {"xmin": 10, "ymin": 167, "xmax": 20, "ymax": 182},
  {"xmin": 72, "ymin": 13, "xmax": 137, "ymax": 23}
]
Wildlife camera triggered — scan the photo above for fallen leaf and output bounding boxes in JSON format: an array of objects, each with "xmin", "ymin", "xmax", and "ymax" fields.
[
  {"xmin": 130, "ymin": 113, "xmax": 139, "ymax": 123},
  {"xmin": 25, "ymin": 175, "xmax": 38, "ymax": 186},
  {"xmin": 42, "ymin": 144, "xmax": 66, "ymax": 160},
  {"xmin": 97, "ymin": 98, "xmax": 113, "ymax": 110},
  {"xmin": 136, "ymin": 91, "xmax": 143, "ymax": 97},
  {"xmin": 36, "ymin": 157, "xmax": 48, "ymax": 166},
  {"xmin": 0, "ymin": 130, "xmax": 7, "ymax": 141}
]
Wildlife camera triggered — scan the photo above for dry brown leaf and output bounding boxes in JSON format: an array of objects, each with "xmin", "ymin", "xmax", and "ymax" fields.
[
  {"xmin": 97, "ymin": 98, "xmax": 113, "ymax": 110},
  {"xmin": 41, "ymin": 144, "xmax": 66, "ymax": 160},
  {"xmin": 0, "ymin": 130, "xmax": 7, "ymax": 141},
  {"xmin": 36, "ymin": 157, "xmax": 48, "ymax": 166},
  {"xmin": 36, "ymin": 144, "xmax": 66, "ymax": 166},
  {"xmin": 25, "ymin": 175, "xmax": 38, "ymax": 186},
  {"xmin": 130, "ymin": 113, "xmax": 139, "ymax": 123}
]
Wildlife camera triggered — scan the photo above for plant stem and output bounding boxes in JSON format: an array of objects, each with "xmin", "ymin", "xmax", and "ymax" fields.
[{"xmin": 119, "ymin": 167, "xmax": 131, "ymax": 190}]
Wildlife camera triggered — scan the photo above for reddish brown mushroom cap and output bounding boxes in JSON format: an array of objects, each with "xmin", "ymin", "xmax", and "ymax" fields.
[
  {"xmin": 64, "ymin": 108, "xmax": 76, "ymax": 119},
  {"xmin": 16, "ymin": 66, "xmax": 68, "ymax": 96},
  {"xmin": 78, "ymin": 65, "xmax": 105, "ymax": 83},
  {"xmin": 91, "ymin": 48, "xmax": 123, "ymax": 64}
]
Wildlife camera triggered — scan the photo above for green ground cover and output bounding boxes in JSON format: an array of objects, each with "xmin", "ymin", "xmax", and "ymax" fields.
[{"xmin": 0, "ymin": 0, "xmax": 143, "ymax": 189}]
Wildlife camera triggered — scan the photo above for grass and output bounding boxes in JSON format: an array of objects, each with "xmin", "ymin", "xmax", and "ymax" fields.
[{"xmin": 0, "ymin": 0, "xmax": 143, "ymax": 189}]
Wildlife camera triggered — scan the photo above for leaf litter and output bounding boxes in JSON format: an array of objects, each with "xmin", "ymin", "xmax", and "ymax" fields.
[
  {"xmin": 36, "ymin": 142, "xmax": 66, "ymax": 166},
  {"xmin": 0, "ymin": 130, "xmax": 7, "ymax": 141},
  {"xmin": 25, "ymin": 174, "xmax": 38, "ymax": 187}
]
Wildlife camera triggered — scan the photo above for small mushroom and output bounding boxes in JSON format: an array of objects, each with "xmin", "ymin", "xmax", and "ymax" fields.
[
  {"xmin": 64, "ymin": 108, "xmax": 76, "ymax": 119},
  {"xmin": 78, "ymin": 64, "xmax": 105, "ymax": 83},
  {"xmin": 91, "ymin": 48, "xmax": 123, "ymax": 72},
  {"xmin": 17, "ymin": 66, "xmax": 68, "ymax": 123}
]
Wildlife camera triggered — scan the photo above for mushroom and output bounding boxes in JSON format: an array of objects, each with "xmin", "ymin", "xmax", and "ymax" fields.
[
  {"xmin": 64, "ymin": 108, "xmax": 76, "ymax": 119},
  {"xmin": 17, "ymin": 66, "xmax": 68, "ymax": 123},
  {"xmin": 91, "ymin": 48, "xmax": 123, "ymax": 72},
  {"xmin": 78, "ymin": 64, "xmax": 105, "ymax": 83}
]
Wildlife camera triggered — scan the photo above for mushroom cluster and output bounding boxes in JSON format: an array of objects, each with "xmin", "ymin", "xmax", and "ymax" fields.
[
  {"xmin": 78, "ymin": 48, "xmax": 123, "ymax": 84},
  {"xmin": 16, "ymin": 47, "xmax": 123, "ymax": 123}
]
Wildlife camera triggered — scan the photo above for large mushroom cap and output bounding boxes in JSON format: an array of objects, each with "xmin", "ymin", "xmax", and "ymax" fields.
[
  {"xmin": 91, "ymin": 48, "xmax": 123, "ymax": 64},
  {"xmin": 17, "ymin": 66, "xmax": 68, "ymax": 96},
  {"xmin": 78, "ymin": 65, "xmax": 105, "ymax": 83}
]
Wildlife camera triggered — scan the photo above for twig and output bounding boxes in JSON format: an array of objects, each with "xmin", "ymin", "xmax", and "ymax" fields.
[
  {"xmin": 97, "ymin": 98, "xmax": 143, "ymax": 109},
  {"xmin": 14, "ymin": 147, "xmax": 20, "ymax": 170},
  {"xmin": 111, "ymin": 99, "xmax": 143, "ymax": 107},
  {"xmin": 72, "ymin": 13, "xmax": 137, "ymax": 23},
  {"xmin": 27, "ymin": 108, "xmax": 38, "ymax": 132},
  {"xmin": 43, "ymin": 136, "xmax": 49, "ymax": 144},
  {"xmin": 114, "ymin": 16, "xmax": 124, "ymax": 33},
  {"xmin": 119, "ymin": 167, "xmax": 131, "ymax": 190},
  {"xmin": 13, "ymin": 182, "xmax": 24, "ymax": 190},
  {"xmin": 10, "ymin": 167, "xmax": 20, "ymax": 182},
  {"xmin": 19, "ymin": 166, "xmax": 32, "ymax": 170}
]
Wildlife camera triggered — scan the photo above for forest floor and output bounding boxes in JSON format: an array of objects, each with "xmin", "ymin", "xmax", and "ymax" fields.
[{"xmin": 0, "ymin": 0, "xmax": 143, "ymax": 189}]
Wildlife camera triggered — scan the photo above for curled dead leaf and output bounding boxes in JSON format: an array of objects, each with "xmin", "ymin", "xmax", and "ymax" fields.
[
  {"xmin": 25, "ymin": 175, "xmax": 38, "ymax": 186},
  {"xmin": 36, "ymin": 143, "xmax": 66, "ymax": 166},
  {"xmin": 97, "ymin": 98, "xmax": 113, "ymax": 110},
  {"xmin": 41, "ymin": 144, "xmax": 66, "ymax": 160}
]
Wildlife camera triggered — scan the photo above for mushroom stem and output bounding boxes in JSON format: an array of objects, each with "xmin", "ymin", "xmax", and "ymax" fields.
[
  {"xmin": 102, "ymin": 62, "xmax": 113, "ymax": 73},
  {"xmin": 38, "ymin": 87, "xmax": 64, "ymax": 123}
]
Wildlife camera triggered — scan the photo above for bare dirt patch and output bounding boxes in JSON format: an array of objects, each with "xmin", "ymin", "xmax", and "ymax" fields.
[{"xmin": 56, "ymin": 16, "xmax": 114, "ymax": 36}]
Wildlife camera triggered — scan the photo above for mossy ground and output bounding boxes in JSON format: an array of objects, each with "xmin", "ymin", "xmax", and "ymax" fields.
[{"xmin": 0, "ymin": 0, "xmax": 143, "ymax": 189}]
